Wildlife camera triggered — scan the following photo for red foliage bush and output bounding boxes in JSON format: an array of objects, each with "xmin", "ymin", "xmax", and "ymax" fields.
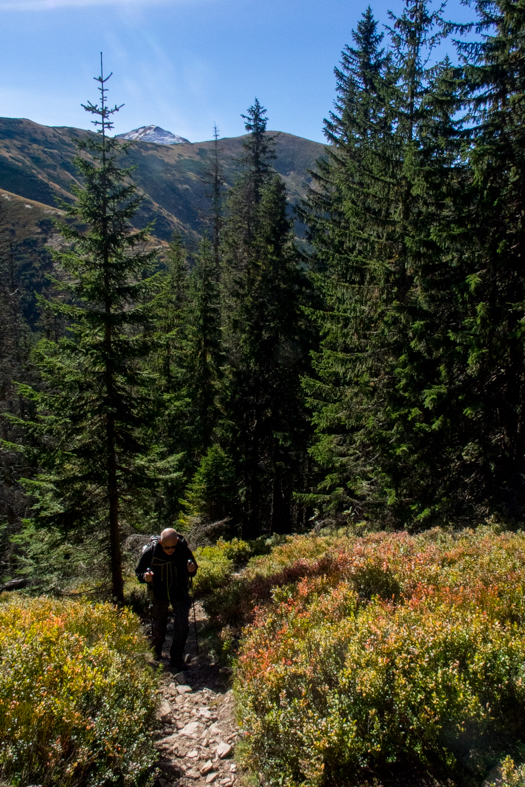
[{"xmin": 231, "ymin": 528, "xmax": 525, "ymax": 787}]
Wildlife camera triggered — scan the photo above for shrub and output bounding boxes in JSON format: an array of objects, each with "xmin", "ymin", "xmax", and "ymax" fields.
[
  {"xmin": 193, "ymin": 537, "xmax": 266, "ymax": 598},
  {"xmin": 0, "ymin": 596, "xmax": 158, "ymax": 787},
  {"xmin": 488, "ymin": 757, "xmax": 525, "ymax": 787},
  {"xmin": 232, "ymin": 529, "xmax": 525, "ymax": 787},
  {"xmin": 202, "ymin": 533, "xmax": 401, "ymax": 631},
  {"xmin": 193, "ymin": 541, "xmax": 235, "ymax": 597}
]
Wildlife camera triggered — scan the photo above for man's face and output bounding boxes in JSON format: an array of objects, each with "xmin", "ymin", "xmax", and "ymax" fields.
[{"xmin": 160, "ymin": 536, "xmax": 178, "ymax": 554}]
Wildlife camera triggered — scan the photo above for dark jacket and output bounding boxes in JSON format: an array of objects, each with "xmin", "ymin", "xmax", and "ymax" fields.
[{"xmin": 135, "ymin": 536, "xmax": 197, "ymax": 602}]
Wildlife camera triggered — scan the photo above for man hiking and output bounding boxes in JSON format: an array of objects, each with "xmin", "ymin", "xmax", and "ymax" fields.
[{"xmin": 135, "ymin": 528, "xmax": 198, "ymax": 671}]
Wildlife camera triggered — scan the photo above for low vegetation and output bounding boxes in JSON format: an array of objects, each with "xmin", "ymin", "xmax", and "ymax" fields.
[
  {"xmin": 196, "ymin": 527, "xmax": 525, "ymax": 786},
  {"xmin": 192, "ymin": 536, "xmax": 278, "ymax": 598},
  {"xmin": 0, "ymin": 597, "xmax": 158, "ymax": 787}
]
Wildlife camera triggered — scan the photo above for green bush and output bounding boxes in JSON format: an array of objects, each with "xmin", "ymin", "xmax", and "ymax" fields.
[
  {"xmin": 193, "ymin": 537, "xmax": 253, "ymax": 597},
  {"xmin": 193, "ymin": 542, "xmax": 234, "ymax": 597},
  {"xmin": 0, "ymin": 596, "xmax": 158, "ymax": 786},
  {"xmin": 232, "ymin": 529, "xmax": 525, "ymax": 787}
]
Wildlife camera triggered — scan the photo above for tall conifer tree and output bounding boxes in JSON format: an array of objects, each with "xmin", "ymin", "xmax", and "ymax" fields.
[
  {"xmin": 456, "ymin": 0, "xmax": 525, "ymax": 517},
  {"xmin": 187, "ymin": 238, "xmax": 222, "ymax": 459},
  {"xmin": 149, "ymin": 233, "xmax": 191, "ymax": 522},
  {"xmin": 10, "ymin": 60, "xmax": 175, "ymax": 600},
  {"xmin": 304, "ymin": 2, "xmax": 467, "ymax": 526},
  {"xmin": 201, "ymin": 124, "xmax": 225, "ymax": 273},
  {"xmin": 220, "ymin": 101, "xmax": 311, "ymax": 537},
  {"xmin": 0, "ymin": 208, "xmax": 33, "ymax": 577},
  {"xmin": 302, "ymin": 8, "xmax": 396, "ymax": 522}
]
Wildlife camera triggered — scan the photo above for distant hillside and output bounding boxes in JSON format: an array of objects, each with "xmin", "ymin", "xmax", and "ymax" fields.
[
  {"xmin": 0, "ymin": 117, "xmax": 325, "ymax": 245},
  {"xmin": 0, "ymin": 188, "xmax": 63, "ymax": 326}
]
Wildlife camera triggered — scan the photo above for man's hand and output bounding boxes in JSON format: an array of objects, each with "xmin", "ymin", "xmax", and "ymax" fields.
[
  {"xmin": 187, "ymin": 559, "xmax": 196, "ymax": 574},
  {"xmin": 144, "ymin": 569, "xmax": 154, "ymax": 583}
]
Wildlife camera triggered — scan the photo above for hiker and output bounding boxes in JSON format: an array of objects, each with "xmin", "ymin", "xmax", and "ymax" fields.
[{"xmin": 135, "ymin": 528, "xmax": 198, "ymax": 671}]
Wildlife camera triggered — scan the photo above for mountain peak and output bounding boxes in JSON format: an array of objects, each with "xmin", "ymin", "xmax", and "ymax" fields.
[{"xmin": 116, "ymin": 125, "xmax": 190, "ymax": 145}]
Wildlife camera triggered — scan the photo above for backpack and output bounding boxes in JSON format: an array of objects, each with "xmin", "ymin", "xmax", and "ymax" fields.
[{"xmin": 141, "ymin": 535, "xmax": 160, "ymax": 555}]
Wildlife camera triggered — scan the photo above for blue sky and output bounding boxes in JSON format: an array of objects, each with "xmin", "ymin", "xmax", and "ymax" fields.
[{"xmin": 0, "ymin": 0, "xmax": 472, "ymax": 144}]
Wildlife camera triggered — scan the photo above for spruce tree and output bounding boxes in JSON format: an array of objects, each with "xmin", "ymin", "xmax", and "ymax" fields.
[
  {"xmin": 302, "ymin": 7, "xmax": 396, "ymax": 523},
  {"xmin": 150, "ymin": 232, "xmax": 191, "ymax": 522},
  {"xmin": 0, "ymin": 206, "xmax": 33, "ymax": 580},
  {"xmin": 201, "ymin": 124, "xmax": 225, "ymax": 273},
  {"xmin": 458, "ymin": 0, "xmax": 525, "ymax": 517},
  {"xmin": 221, "ymin": 102, "xmax": 311, "ymax": 536},
  {"xmin": 9, "ymin": 60, "xmax": 174, "ymax": 600},
  {"xmin": 187, "ymin": 238, "xmax": 222, "ymax": 458},
  {"xmin": 304, "ymin": 2, "xmax": 468, "ymax": 527},
  {"xmin": 367, "ymin": 0, "xmax": 467, "ymax": 524}
]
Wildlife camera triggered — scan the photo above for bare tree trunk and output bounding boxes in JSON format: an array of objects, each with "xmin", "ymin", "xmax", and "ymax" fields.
[{"xmin": 107, "ymin": 413, "xmax": 124, "ymax": 602}]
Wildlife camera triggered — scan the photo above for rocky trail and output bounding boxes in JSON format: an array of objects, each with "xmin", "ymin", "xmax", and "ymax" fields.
[{"xmin": 152, "ymin": 602, "xmax": 243, "ymax": 787}]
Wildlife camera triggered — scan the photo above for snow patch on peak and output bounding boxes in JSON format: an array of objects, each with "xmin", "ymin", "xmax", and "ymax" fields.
[{"xmin": 116, "ymin": 125, "xmax": 190, "ymax": 145}]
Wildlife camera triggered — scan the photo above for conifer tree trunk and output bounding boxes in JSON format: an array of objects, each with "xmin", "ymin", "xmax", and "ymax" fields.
[{"xmin": 107, "ymin": 414, "xmax": 123, "ymax": 601}]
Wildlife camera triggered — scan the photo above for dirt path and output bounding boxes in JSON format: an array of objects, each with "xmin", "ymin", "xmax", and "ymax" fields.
[{"xmin": 152, "ymin": 602, "xmax": 242, "ymax": 787}]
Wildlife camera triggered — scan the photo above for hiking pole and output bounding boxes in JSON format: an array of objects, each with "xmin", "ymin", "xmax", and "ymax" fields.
[{"xmin": 189, "ymin": 575, "xmax": 199, "ymax": 655}]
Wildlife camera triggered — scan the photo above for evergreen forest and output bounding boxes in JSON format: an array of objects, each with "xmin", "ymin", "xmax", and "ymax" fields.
[{"xmin": 1, "ymin": 0, "xmax": 525, "ymax": 603}]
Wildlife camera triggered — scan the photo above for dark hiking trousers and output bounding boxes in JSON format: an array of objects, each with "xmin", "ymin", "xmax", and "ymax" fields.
[{"xmin": 151, "ymin": 595, "xmax": 191, "ymax": 663}]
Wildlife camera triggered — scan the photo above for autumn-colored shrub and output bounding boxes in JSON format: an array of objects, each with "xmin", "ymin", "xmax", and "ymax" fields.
[
  {"xmin": 203, "ymin": 532, "xmax": 402, "ymax": 630},
  {"xmin": 232, "ymin": 528, "xmax": 525, "ymax": 786},
  {"xmin": 488, "ymin": 757, "xmax": 525, "ymax": 787},
  {"xmin": 0, "ymin": 596, "xmax": 158, "ymax": 787}
]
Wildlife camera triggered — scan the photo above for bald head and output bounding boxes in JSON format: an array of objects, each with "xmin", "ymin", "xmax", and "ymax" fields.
[{"xmin": 160, "ymin": 528, "xmax": 179, "ymax": 547}]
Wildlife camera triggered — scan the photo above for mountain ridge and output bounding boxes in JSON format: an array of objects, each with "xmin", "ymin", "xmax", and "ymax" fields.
[
  {"xmin": 116, "ymin": 124, "xmax": 190, "ymax": 145},
  {"xmin": 0, "ymin": 116, "xmax": 325, "ymax": 243}
]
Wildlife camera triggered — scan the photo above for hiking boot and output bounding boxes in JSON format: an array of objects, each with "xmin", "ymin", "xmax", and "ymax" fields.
[{"xmin": 170, "ymin": 656, "xmax": 186, "ymax": 672}]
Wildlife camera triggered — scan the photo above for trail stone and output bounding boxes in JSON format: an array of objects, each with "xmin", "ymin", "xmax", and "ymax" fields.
[
  {"xmin": 153, "ymin": 600, "xmax": 240, "ymax": 787},
  {"xmin": 199, "ymin": 708, "xmax": 217, "ymax": 720},
  {"xmin": 158, "ymin": 700, "xmax": 172, "ymax": 721},
  {"xmin": 157, "ymin": 734, "xmax": 179, "ymax": 749},
  {"xmin": 179, "ymin": 721, "xmax": 205, "ymax": 738},
  {"xmin": 216, "ymin": 742, "xmax": 233, "ymax": 759}
]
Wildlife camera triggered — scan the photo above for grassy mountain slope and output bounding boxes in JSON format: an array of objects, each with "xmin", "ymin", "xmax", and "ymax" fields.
[
  {"xmin": 0, "ymin": 117, "xmax": 325, "ymax": 244},
  {"xmin": 0, "ymin": 187, "xmax": 63, "ymax": 326}
]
